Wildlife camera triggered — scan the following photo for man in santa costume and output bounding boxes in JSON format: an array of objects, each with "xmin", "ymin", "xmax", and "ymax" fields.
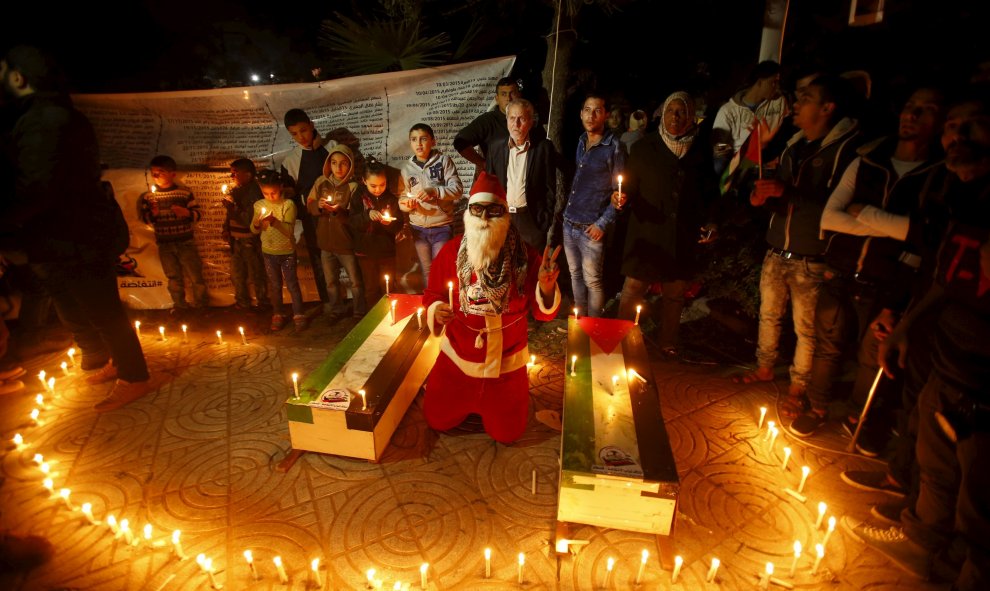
[{"xmin": 423, "ymin": 172, "xmax": 561, "ymax": 443}]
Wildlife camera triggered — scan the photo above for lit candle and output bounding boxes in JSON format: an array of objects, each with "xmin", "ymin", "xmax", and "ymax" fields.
[
  {"xmin": 30, "ymin": 408, "xmax": 40, "ymax": 426},
  {"xmin": 417, "ymin": 307, "xmax": 424, "ymax": 330},
  {"xmin": 707, "ymin": 557, "xmax": 720, "ymax": 583},
  {"xmin": 531, "ymin": 469, "xmax": 536, "ymax": 495},
  {"xmin": 60, "ymin": 361, "xmax": 69, "ymax": 376},
  {"xmin": 823, "ymin": 516, "xmax": 836, "ymax": 546},
  {"xmin": 812, "ymin": 543, "xmax": 825, "ymax": 574},
  {"xmin": 366, "ymin": 568, "xmax": 377, "ymax": 588},
  {"xmin": 570, "ymin": 354, "xmax": 577, "ymax": 376},
  {"xmin": 672, "ymin": 555, "xmax": 683, "ymax": 583},
  {"xmin": 798, "ymin": 466, "xmax": 811, "ymax": 493},
  {"xmin": 292, "ymin": 372, "xmax": 299, "ymax": 397},
  {"xmin": 47, "ymin": 377, "xmax": 55, "ymax": 394},
  {"xmin": 359, "ymin": 389, "xmax": 367, "ymax": 411},
  {"xmin": 120, "ymin": 518, "xmax": 134, "ymax": 544},
  {"xmin": 448, "ymin": 281, "xmax": 454, "ymax": 309},
  {"xmin": 758, "ymin": 406, "xmax": 768, "ymax": 429},
  {"xmin": 205, "ymin": 557, "xmax": 220, "ymax": 589},
  {"xmin": 313, "ymin": 558, "xmax": 323, "ymax": 588},
  {"xmin": 35, "ymin": 393, "xmax": 44, "ymax": 407},
  {"xmin": 816, "ymin": 501, "xmax": 827, "ymax": 529},
  {"xmin": 391, "ymin": 299, "xmax": 397, "ymax": 324},
  {"xmin": 106, "ymin": 514, "xmax": 118, "ymax": 534},
  {"xmin": 382, "ymin": 208, "xmax": 393, "ymax": 222},
  {"xmin": 33, "ymin": 453, "xmax": 43, "ymax": 465},
  {"xmin": 42, "ymin": 477, "xmax": 54, "ymax": 493},
  {"xmin": 273, "ymin": 556, "xmax": 288, "ymax": 583},
  {"xmin": 134, "ymin": 321, "xmax": 141, "ymax": 336},
  {"xmin": 782, "ymin": 447, "xmax": 792, "ymax": 471},
  {"xmin": 159, "ymin": 325, "xmax": 166, "ymax": 341},
  {"xmin": 81, "ymin": 502, "xmax": 97, "ymax": 525},
  {"xmin": 604, "ymin": 557, "xmax": 614, "ymax": 588},
  {"xmin": 617, "ymin": 175, "xmax": 623, "ymax": 201},
  {"xmin": 484, "ymin": 548, "xmax": 491, "ymax": 578},
  {"xmin": 151, "ymin": 186, "xmax": 157, "ymax": 194},
  {"xmin": 419, "ymin": 562, "xmax": 428, "ymax": 589},
  {"xmin": 172, "ymin": 530, "xmax": 187, "ymax": 559},
  {"xmin": 181, "ymin": 324, "xmax": 188, "ymax": 342},
  {"xmin": 636, "ymin": 549, "xmax": 648, "ymax": 584},
  {"xmin": 221, "ymin": 184, "xmax": 228, "ymax": 195},
  {"xmin": 38, "ymin": 370, "xmax": 46, "ymax": 390},
  {"xmin": 384, "ymin": 274, "xmax": 390, "ymax": 296},
  {"xmin": 143, "ymin": 523, "xmax": 153, "ymax": 547},
  {"xmin": 761, "ymin": 562, "xmax": 774, "ymax": 589},
  {"xmin": 39, "ymin": 460, "xmax": 50, "ymax": 475},
  {"xmin": 786, "ymin": 541, "xmax": 801, "ymax": 577},
  {"xmin": 573, "ymin": 306, "xmax": 579, "ymax": 320},
  {"xmin": 634, "ymin": 304, "xmax": 642, "ymax": 325},
  {"xmin": 11, "ymin": 433, "xmax": 24, "ymax": 449},
  {"xmin": 393, "ymin": 583, "xmax": 401, "ymax": 591},
  {"xmin": 196, "ymin": 554, "xmax": 207, "ymax": 571},
  {"xmin": 67, "ymin": 347, "xmax": 76, "ymax": 367},
  {"xmin": 244, "ymin": 550, "xmax": 259, "ymax": 580},
  {"xmin": 260, "ymin": 206, "xmax": 267, "ymax": 216},
  {"xmin": 238, "ymin": 326, "xmax": 247, "ymax": 345},
  {"xmin": 527, "ymin": 354, "xmax": 536, "ymax": 368},
  {"xmin": 765, "ymin": 420, "xmax": 776, "ymax": 441},
  {"xmin": 216, "ymin": 330, "xmax": 223, "ymax": 345},
  {"xmin": 769, "ymin": 425, "xmax": 780, "ymax": 448},
  {"xmin": 517, "ymin": 552, "xmax": 525, "ymax": 584},
  {"xmin": 58, "ymin": 488, "xmax": 75, "ymax": 509}
]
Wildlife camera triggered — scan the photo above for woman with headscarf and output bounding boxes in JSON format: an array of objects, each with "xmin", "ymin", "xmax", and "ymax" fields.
[{"xmin": 613, "ymin": 92, "xmax": 720, "ymax": 357}]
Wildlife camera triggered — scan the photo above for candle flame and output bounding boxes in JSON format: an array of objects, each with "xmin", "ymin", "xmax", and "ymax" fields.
[
  {"xmin": 518, "ymin": 552, "xmax": 525, "ymax": 565},
  {"xmin": 243, "ymin": 549, "xmax": 253, "ymax": 563},
  {"xmin": 793, "ymin": 540, "xmax": 802, "ymax": 556},
  {"xmin": 172, "ymin": 530, "xmax": 181, "ymax": 543},
  {"xmin": 766, "ymin": 562, "xmax": 774, "ymax": 575}
]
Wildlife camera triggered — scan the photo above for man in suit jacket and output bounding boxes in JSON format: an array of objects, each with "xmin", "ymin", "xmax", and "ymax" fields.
[{"xmin": 485, "ymin": 99, "xmax": 557, "ymax": 250}]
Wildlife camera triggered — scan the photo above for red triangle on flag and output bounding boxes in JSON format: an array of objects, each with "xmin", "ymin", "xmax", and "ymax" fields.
[
  {"xmin": 577, "ymin": 317, "xmax": 635, "ymax": 355},
  {"xmin": 388, "ymin": 293, "xmax": 423, "ymax": 322}
]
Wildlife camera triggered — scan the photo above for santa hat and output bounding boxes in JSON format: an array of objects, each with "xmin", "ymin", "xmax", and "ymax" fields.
[{"xmin": 468, "ymin": 172, "xmax": 507, "ymax": 205}]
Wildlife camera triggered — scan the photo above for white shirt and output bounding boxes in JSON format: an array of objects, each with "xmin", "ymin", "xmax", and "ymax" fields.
[
  {"xmin": 505, "ymin": 139, "xmax": 530, "ymax": 209},
  {"xmin": 820, "ymin": 157, "xmax": 919, "ymax": 241}
]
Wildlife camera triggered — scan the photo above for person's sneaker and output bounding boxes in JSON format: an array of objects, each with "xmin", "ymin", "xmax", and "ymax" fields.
[
  {"xmin": 85, "ymin": 362, "xmax": 118, "ymax": 385},
  {"xmin": 94, "ymin": 379, "xmax": 153, "ymax": 413},
  {"xmin": 81, "ymin": 351, "xmax": 111, "ymax": 371},
  {"xmin": 789, "ymin": 410, "xmax": 827, "ymax": 437},
  {"xmin": 270, "ymin": 314, "xmax": 290, "ymax": 331},
  {"xmin": 0, "ymin": 366, "xmax": 26, "ymax": 381},
  {"xmin": 871, "ymin": 502, "xmax": 906, "ymax": 527},
  {"xmin": 840, "ymin": 470, "xmax": 907, "ymax": 499},
  {"xmin": 841, "ymin": 516, "xmax": 930, "ymax": 579},
  {"xmin": 292, "ymin": 315, "xmax": 309, "ymax": 332},
  {"xmin": 0, "ymin": 380, "xmax": 25, "ymax": 396},
  {"xmin": 841, "ymin": 416, "xmax": 885, "ymax": 457}
]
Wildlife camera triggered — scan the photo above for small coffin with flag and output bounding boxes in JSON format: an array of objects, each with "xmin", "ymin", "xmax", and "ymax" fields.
[
  {"xmin": 557, "ymin": 317, "xmax": 679, "ymax": 535},
  {"xmin": 285, "ymin": 294, "xmax": 440, "ymax": 461}
]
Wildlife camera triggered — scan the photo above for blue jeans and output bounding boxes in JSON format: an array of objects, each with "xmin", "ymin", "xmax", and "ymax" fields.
[
  {"xmin": 158, "ymin": 239, "xmax": 208, "ymax": 308},
  {"xmin": 263, "ymin": 253, "xmax": 303, "ymax": 317},
  {"xmin": 411, "ymin": 225, "xmax": 452, "ymax": 284},
  {"xmin": 563, "ymin": 221, "xmax": 605, "ymax": 317},
  {"xmin": 230, "ymin": 236, "xmax": 267, "ymax": 307},
  {"xmin": 321, "ymin": 251, "xmax": 366, "ymax": 316}
]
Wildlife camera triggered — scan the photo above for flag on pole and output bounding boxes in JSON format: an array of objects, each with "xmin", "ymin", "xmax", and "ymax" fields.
[{"xmin": 719, "ymin": 119, "xmax": 765, "ymax": 195}]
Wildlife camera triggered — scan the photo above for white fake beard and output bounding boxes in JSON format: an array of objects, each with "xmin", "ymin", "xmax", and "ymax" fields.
[{"xmin": 463, "ymin": 209, "xmax": 511, "ymax": 271}]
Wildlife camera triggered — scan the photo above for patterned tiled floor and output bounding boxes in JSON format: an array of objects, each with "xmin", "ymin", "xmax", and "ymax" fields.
[{"xmin": 0, "ymin": 311, "xmax": 944, "ymax": 590}]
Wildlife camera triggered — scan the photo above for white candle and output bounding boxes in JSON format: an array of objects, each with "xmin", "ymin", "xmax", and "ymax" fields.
[
  {"xmin": 419, "ymin": 562, "xmax": 428, "ymax": 589},
  {"xmin": 47, "ymin": 377, "xmax": 55, "ymax": 394},
  {"xmin": 58, "ymin": 488, "xmax": 74, "ymax": 509},
  {"xmin": 527, "ymin": 354, "xmax": 536, "ymax": 368},
  {"xmin": 417, "ymin": 307, "xmax": 424, "ymax": 330},
  {"xmin": 816, "ymin": 501, "xmax": 827, "ymax": 529},
  {"xmin": 238, "ymin": 326, "xmax": 246, "ymax": 345},
  {"xmin": 292, "ymin": 372, "xmax": 299, "ymax": 397},
  {"xmin": 790, "ymin": 541, "xmax": 802, "ymax": 577},
  {"xmin": 798, "ymin": 466, "xmax": 811, "ymax": 494},
  {"xmin": 761, "ymin": 562, "xmax": 774, "ymax": 589},
  {"xmin": 484, "ymin": 548, "xmax": 491, "ymax": 578},
  {"xmin": 366, "ymin": 568, "xmax": 377, "ymax": 588},
  {"xmin": 196, "ymin": 554, "xmax": 207, "ymax": 571},
  {"xmin": 782, "ymin": 447, "xmax": 792, "ymax": 471},
  {"xmin": 765, "ymin": 420, "xmax": 776, "ymax": 441},
  {"xmin": 244, "ymin": 550, "xmax": 259, "ymax": 579},
  {"xmin": 531, "ymin": 469, "xmax": 537, "ymax": 495},
  {"xmin": 106, "ymin": 514, "xmax": 118, "ymax": 534},
  {"xmin": 81, "ymin": 502, "xmax": 97, "ymax": 525},
  {"xmin": 120, "ymin": 518, "xmax": 134, "ymax": 544},
  {"xmin": 39, "ymin": 460, "xmax": 50, "ymax": 475},
  {"xmin": 38, "ymin": 370, "xmax": 46, "ymax": 390},
  {"xmin": 604, "ymin": 557, "xmax": 614, "ymax": 588},
  {"xmin": 634, "ymin": 304, "xmax": 642, "ymax": 325},
  {"xmin": 216, "ymin": 330, "xmax": 223, "ymax": 345},
  {"xmin": 448, "ymin": 281, "xmax": 454, "ymax": 309},
  {"xmin": 143, "ymin": 523, "xmax": 153, "ymax": 547},
  {"xmin": 134, "ymin": 321, "xmax": 141, "ymax": 336},
  {"xmin": 60, "ymin": 361, "xmax": 69, "ymax": 376},
  {"xmin": 517, "ymin": 552, "xmax": 525, "ymax": 584},
  {"xmin": 758, "ymin": 406, "xmax": 768, "ymax": 429},
  {"xmin": 812, "ymin": 543, "xmax": 825, "ymax": 574},
  {"xmin": 636, "ymin": 549, "xmax": 648, "ymax": 584},
  {"xmin": 172, "ymin": 530, "xmax": 186, "ymax": 559},
  {"xmin": 823, "ymin": 516, "xmax": 836, "ymax": 546},
  {"xmin": 359, "ymin": 389, "xmax": 367, "ymax": 411},
  {"xmin": 155, "ymin": 325, "xmax": 164, "ymax": 341},
  {"xmin": 67, "ymin": 347, "xmax": 76, "ymax": 366},
  {"xmin": 617, "ymin": 175, "xmax": 623, "ymax": 202},
  {"xmin": 33, "ymin": 453, "xmax": 43, "ymax": 465},
  {"xmin": 274, "ymin": 556, "xmax": 288, "ymax": 583},
  {"xmin": 671, "ymin": 555, "xmax": 683, "ymax": 583},
  {"xmin": 384, "ymin": 274, "xmax": 390, "ymax": 296},
  {"xmin": 221, "ymin": 184, "xmax": 228, "ymax": 195},
  {"xmin": 42, "ymin": 477, "xmax": 54, "ymax": 493},
  {"xmin": 707, "ymin": 557, "xmax": 720, "ymax": 582},
  {"xmin": 35, "ymin": 393, "xmax": 44, "ymax": 407},
  {"xmin": 313, "ymin": 558, "xmax": 323, "ymax": 588},
  {"xmin": 391, "ymin": 299, "xmax": 397, "ymax": 324},
  {"xmin": 570, "ymin": 355, "xmax": 577, "ymax": 376},
  {"xmin": 769, "ymin": 425, "xmax": 780, "ymax": 449},
  {"xmin": 181, "ymin": 324, "xmax": 188, "ymax": 342},
  {"xmin": 205, "ymin": 558, "xmax": 220, "ymax": 589}
]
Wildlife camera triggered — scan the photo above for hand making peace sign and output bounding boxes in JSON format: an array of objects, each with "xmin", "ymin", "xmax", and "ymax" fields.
[{"xmin": 538, "ymin": 245, "xmax": 562, "ymax": 296}]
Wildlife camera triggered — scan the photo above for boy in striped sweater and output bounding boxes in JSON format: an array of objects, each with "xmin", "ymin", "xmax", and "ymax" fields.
[{"xmin": 138, "ymin": 155, "xmax": 209, "ymax": 314}]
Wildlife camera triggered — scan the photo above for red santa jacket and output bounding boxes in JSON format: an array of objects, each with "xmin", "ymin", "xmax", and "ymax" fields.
[{"xmin": 424, "ymin": 235, "xmax": 560, "ymax": 378}]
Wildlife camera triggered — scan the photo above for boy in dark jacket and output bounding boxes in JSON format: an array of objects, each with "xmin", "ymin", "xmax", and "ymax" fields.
[
  {"xmin": 222, "ymin": 158, "xmax": 268, "ymax": 310},
  {"xmin": 349, "ymin": 158, "xmax": 402, "ymax": 306}
]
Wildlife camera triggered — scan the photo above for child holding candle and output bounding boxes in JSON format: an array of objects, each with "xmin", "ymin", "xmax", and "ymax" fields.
[
  {"xmin": 137, "ymin": 155, "xmax": 209, "ymax": 317},
  {"xmin": 222, "ymin": 158, "xmax": 269, "ymax": 311},
  {"xmin": 307, "ymin": 144, "xmax": 366, "ymax": 321},
  {"xmin": 253, "ymin": 171, "xmax": 307, "ymax": 332},
  {"xmin": 349, "ymin": 157, "xmax": 402, "ymax": 306},
  {"xmin": 399, "ymin": 123, "xmax": 463, "ymax": 287}
]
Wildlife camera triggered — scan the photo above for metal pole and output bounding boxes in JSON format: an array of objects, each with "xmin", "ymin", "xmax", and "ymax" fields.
[{"xmin": 846, "ymin": 367, "xmax": 883, "ymax": 453}]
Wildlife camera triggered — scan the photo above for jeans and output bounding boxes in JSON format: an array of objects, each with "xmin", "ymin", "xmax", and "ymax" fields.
[
  {"xmin": 30, "ymin": 257, "xmax": 148, "ymax": 383},
  {"xmin": 229, "ymin": 236, "xmax": 268, "ymax": 307},
  {"xmin": 901, "ymin": 373, "xmax": 990, "ymax": 591},
  {"xmin": 300, "ymin": 215, "xmax": 330, "ymax": 303},
  {"xmin": 618, "ymin": 276, "xmax": 687, "ymax": 349},
  {"xmin": 755, "ymin": 251, "xmax": 825, "ymax": 388},
  {"xmin": 411, "ymin": 225, "xmax": 452, "ymax": 284},
  {"xmin": 158, "ymin": 240, "xmax": 208, "ymax": 308},
  {"xmin": 357, "ymin": 255, "xmax": 396, "ymax": 308},
  {"xmin": 263, "ymin": 253, "xmax": 303, "ymax": 317},
  {"xmin": 321, "ymin": 251, "xmax": 366, "ymax": 316},
  {"xmin": 563, "ymin": 221, "xmax": 606, "ymax": 317}
]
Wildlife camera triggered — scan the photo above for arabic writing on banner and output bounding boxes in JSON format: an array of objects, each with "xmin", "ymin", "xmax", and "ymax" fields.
[{"xmin": 74, "ymin": 57, "xmax": 515, "ymax": 309}]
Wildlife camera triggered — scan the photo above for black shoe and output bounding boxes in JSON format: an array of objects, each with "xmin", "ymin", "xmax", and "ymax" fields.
[
  {"xmin": 789, "ymin": 411, "xmax": 827, "ymax": 437},
  {"xmin": 840, "ymin": 470, "xmax": 907, "ymax": 499},
  {"xmin": 842, "ymin": 416, "xmax": 885, "ymax": 457},
  {"xmin": 871, "ymin": 502, "xmax": 906, "ymax": 527}
]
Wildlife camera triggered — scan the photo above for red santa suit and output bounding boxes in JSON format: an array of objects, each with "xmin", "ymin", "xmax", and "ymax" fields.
[{"xmin": 423, "ymin": 232, "xmax": 560, "ymax": 443}]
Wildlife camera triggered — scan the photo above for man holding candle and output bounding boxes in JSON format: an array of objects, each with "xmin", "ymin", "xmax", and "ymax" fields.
[{"xmin": 422, "ymin": 173, "xmax": 561, "ymax": 443}]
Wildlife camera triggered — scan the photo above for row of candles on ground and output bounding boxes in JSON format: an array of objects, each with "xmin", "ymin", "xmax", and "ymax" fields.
[{"xmin": 134, "ymin": 321, "xmax": 251, "ymax": 346}]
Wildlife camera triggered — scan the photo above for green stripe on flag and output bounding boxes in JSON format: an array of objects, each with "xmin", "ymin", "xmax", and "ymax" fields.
[
  {"xmin": 561, "ymin": 316, "xmax": 595, "ymax": 472},
  {"xmin": 295, "ymin": 296, "xmax": 389, "ymax": 402}
]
